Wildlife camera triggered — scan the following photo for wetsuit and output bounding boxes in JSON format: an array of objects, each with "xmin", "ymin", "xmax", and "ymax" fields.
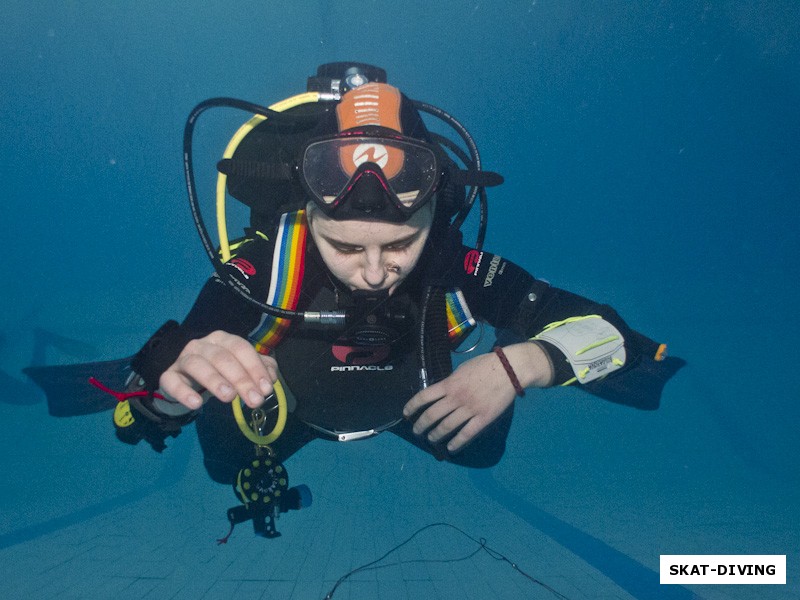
[{"xmin": 143, "ymin": 224, "xmax": 680, "ymax": 484}]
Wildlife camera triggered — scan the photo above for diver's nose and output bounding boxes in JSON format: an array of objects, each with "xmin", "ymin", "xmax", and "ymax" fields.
[{"xmin": 362, "ymin": 250, "xmax": 388, "ymax": 289}]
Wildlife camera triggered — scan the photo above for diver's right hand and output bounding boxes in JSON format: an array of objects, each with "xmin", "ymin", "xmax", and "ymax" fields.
[{"xmin": 158, "ymin": 331, "xmax": 277, "ymax": 410}]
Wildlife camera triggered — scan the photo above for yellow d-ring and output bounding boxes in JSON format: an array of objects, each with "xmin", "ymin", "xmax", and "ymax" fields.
[{"xmin": 231, "ymin": 379, "xmax": 288, "ymax": 446}]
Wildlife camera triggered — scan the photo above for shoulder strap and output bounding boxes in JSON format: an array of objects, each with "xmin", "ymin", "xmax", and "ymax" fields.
[{"xmin": 249, "ymin": 210, "xmax": 308, "ymax": 354}]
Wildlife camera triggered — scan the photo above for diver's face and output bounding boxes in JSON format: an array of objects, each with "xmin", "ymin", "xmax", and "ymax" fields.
[{"xmin": 307, "ymin": 202, "xmax": 434, "ymax": 294}]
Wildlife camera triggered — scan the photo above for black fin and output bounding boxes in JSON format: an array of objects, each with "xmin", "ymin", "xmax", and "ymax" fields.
[
  {"xmin": 581, "ymin": 355, "xmax": 687, "ymax": 410},
  {"xmin": 23, "ymin": 357, "xmax": 134, "ymax": 417}
]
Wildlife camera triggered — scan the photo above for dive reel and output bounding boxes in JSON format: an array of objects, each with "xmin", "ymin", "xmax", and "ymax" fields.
[
  {"xmin": 221, "ymin": 381, "xmax": 312, "ymax": 541},
  {"xmin": 225, "ymin": 447, "xmax": 312, "ymax": 540}
]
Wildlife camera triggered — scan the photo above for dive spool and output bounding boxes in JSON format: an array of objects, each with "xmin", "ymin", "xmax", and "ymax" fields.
[{"xmin": 225, "ymin": 452, "xmax": 313, "ymax": 540}]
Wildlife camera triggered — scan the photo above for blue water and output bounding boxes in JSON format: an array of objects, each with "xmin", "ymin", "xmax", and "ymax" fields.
[{"xmin": 1, "ymin": 2, "xmax": 798, "ymax": 599}]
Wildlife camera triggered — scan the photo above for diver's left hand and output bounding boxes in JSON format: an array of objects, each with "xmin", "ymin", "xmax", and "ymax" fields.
[{"xmin": 402, "ymin": 342, "xmax": 553, "ymax": 453}]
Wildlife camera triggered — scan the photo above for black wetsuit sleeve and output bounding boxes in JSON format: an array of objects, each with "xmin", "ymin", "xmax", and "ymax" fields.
[
  {"xmin": 181, "ymin": 278, "xmax": 263, "ymax": 338},
  {"xmin": 451, "ymin": 246, "xmax": 684, "ymax": 409},
  {"xmin": 132, "ymin": 234, "xmax": 274, "ymax": 390},
  {"xmin": 181, "ymin": 235, "xmax": 274, "ymax": 338}
]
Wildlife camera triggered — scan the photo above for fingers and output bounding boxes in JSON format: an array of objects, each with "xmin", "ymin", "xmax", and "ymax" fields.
[
  {"xmin": 402, "ymin": 383, "xmax": 443, "ymax": 420},
  {"xmin": 159, "ymin": 331, "xmax": 277, "ymax": 410},
  {"xmin": 425, "ymin": 407, "xmax": 469, "ymax": 444},
  {"xmin": 159, "ymin": 368, "xmax": 205, "ymax": 410},
  {"xmin": 409, "ymin": 393, "xmax": 456, "ymax": 437},
  {"xmin": 404, "ymin": 385, "xmax": 476, "ymax": 451},
  {"xmin": 442, "ymin": 417, "xmax": 484, "ymax": 453},
  {"xmin": 406, "ymin": 399, "xmax": 487, "ymax": 454},
  {"xmin": 403, "ymin": 364, "xmax": 513, "ymax": 455}
]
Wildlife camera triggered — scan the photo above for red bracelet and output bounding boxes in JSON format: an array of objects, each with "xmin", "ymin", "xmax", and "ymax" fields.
[{"xmin": 493, "ymin": 346, "xmax": 525, "ymax": 397}]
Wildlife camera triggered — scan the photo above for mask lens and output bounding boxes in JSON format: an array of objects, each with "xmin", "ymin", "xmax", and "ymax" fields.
[{"xmin": 302, "ymin": 136, "xmax": 439, "ymax": 209}]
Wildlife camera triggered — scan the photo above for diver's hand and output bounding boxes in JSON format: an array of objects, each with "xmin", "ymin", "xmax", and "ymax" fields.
[
  {"xmin": 402, "ymin": 342, "xmax": 553, "ymax": 453},
  {"xmin": 159, "ymin": 331, "xmax": 277, "ymax": 410}
]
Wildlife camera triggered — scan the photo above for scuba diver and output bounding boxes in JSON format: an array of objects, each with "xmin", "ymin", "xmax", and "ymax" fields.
[{"xmin": 29, "ymin": 63, "xmax": 683, "ymax": 539}]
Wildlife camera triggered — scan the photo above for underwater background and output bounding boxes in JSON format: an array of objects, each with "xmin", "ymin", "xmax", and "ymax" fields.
[{"xmin": 1, "ymin": 1, "xmax": 798, "ymax": 599}]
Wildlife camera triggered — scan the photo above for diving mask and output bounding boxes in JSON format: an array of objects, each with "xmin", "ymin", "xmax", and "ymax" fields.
[{"xmin": 300, "ymin": 126, "xmax": 442, "ymax": 222}]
